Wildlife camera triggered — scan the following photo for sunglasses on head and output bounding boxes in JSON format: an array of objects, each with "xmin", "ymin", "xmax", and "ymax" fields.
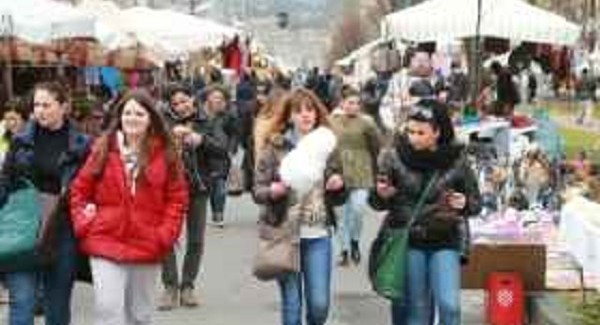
[{"xmin": 408, "ymin": 105, "xmax": 435, "ymax": 121}]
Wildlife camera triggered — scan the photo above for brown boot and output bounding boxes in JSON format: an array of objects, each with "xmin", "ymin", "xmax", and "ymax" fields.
[
  {"xmin": 180, "ymin": 288, "xmax": 200, "ymax": 308},
  {"xmin": 157, "ymin": 287, "xmax": 178, "ymax": 311}
]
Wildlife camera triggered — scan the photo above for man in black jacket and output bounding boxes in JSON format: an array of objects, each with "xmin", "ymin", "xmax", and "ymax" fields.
[
  {"xmin": 201, "ymin": 85, "xmax": 239, "ymax": 227},
  {"xmin": 159, "ymin": 84, "xmax": 229, "ymax": 310}
]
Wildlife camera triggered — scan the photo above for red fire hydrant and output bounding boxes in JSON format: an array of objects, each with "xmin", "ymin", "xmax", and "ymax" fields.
[{"xmin": 485, "ymin": 272, "xmax": 525, "ymax": 325}]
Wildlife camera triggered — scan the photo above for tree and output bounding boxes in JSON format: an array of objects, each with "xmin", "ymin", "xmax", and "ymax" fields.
[
  {"xmin": 327, "ymin": 11, "xmax": 367, "ymax": 65},
  {"xmin": 327, "ymin": 0, "xmax": 395, "ymax": 65}
]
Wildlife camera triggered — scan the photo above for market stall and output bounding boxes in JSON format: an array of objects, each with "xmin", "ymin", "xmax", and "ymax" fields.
[
  {"xmin": 457, "ymin": 117, "xmax": 536, "ymax": 162},
  {"xmin": 335, "ymin": 38, "xmax": 395, "ymax": 87},
  {"xmin": 0, "ymin": 0, "xmax": 118, "ymax": 100},
  {"xmin": 450, "ymin": 107, "xmax": 580, "ymax": 297},
  {"xmin": 382, "ymin": 0, "xmax": 580, "ymax": 46},
  {"xmin": 117, "ymin": 6, "xmax": 239, "ymax": 60}
]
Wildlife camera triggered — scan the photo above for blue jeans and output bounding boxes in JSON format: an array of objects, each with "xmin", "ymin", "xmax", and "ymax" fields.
[
  {"xmin": 339, "ymin": 189, "xmax": 368, "ymax": 252},
  {"xmin": 278, "ymin": 237, "xmax": 332, "ymax": 325},
  {"xmin": 208, "ymin": 176, "xmax": 227, "ymax": 215},
  {"xmin": 5, "ymin": 224, "xmax": 77, "ymax": 325},
  {"xmin": 391, "ymin": 248, "xmax": 461, "ymax": 325}
]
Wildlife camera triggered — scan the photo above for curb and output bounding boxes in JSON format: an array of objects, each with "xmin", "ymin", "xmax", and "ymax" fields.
[{"xmin": 529, "ymin": 292, "xmax": 577, "ymax": 325}]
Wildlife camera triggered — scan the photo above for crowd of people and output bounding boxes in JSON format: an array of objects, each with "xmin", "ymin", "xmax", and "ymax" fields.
[{"xmin": 0, "ymin": 50, "xmax": 483, "ymax": 325}]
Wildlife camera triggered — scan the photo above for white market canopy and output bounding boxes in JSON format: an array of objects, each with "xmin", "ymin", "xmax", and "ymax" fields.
[
  {"xmin": 77, "ymin": 0, "xmax": 240, "ymax": 65},
  {"xmin": 118, "ymin": 6, "xmax": 240, "ymax": 58},
  {"xmin": 0, "ymin": 0, "xmax": 97, "ymax": 43},
  {"xmin": 78, "ymin": 0, "xmax": 137, "ymax": 50},
  {"xmin": 336, "ymin": 39, "xmax": 387, "ymax": 67},
  {"xmin": 383, "ymin": 0, "xmax": 581, "ymax": 46}
]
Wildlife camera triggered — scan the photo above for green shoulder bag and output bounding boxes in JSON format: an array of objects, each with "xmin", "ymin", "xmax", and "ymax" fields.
[
  {"xmin": 0, "ymin": 179, "xmax": 43, "ymax": 272},
  {"xmin": 368, "ymin": 172, "xmax": 439, "ymax": 301}
]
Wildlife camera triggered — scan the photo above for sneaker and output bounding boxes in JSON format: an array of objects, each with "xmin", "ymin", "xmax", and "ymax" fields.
[
  {"xmin": 180, "ymin": 288, "xmax": 200, "ymax": 308},
  {"xmin": 212, "ymin": 213, "xmax": 225, "ymax": 228},
  {"xmin": 212, "ymin": 220, "xmax": 225, "ymax": 228},
  {"xmin": 338, "ymin": 251, "xmax": 350, "ymax": 267},
  {"xmin": 158, "ymin": 287, "xmax": 178, "ymax": 311},
  {"xmin": 350, "ymin": 241, "xmax": 361, "ymax": 265}
]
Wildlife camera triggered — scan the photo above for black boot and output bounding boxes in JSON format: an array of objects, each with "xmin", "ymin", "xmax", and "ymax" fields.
[
  {"xmin": 338, "ymin": 251, "xmax": 350, "ymax": 267},
  {"xmin": 350, "ymin": 241, "xmax": 361, "ymax": 264}
]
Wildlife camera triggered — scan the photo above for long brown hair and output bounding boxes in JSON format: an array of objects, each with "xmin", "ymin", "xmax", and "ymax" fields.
[
  {"xmin": 266, "ymin": 88, "xmax": 331, "ymax": 139},
  {"xmin": 91, "ymin": 89, "xmax": 180, "ymax": 180}
]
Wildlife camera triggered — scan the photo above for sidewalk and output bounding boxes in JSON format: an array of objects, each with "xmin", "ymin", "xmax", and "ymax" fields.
[{"xmin": 0, "ymin": 195, "xmax": 486, "ymax": 324}]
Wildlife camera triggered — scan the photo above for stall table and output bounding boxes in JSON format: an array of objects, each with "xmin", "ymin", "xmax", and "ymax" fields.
[{"xmin": 461, "ymin": 243, "xmax": 546, "ymax": 291}]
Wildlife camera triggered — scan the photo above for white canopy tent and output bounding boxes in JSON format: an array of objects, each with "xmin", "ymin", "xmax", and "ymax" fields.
[
  {"xmin": 383, "ymin": 0, "xmax": 581, "ymax": 46},
  {"xmin": 335, "ymin": 39, "xmax": 387, "ymax": 67},
  {"xmin": 78, "ymin": 0, "xmax": 137, "ymax": 50},
  {"xmin": 335, "ymin": 39, "xmax": 388, "ymax": 87},
  {"xmin": 118, "ymin": 7, "xmax": 239, "ymax": 59},
  {"xmin": 78, "ymin": 0, "xmax": 167, "ymax": 67},
  {"xmin": 0, "ymin": 0, "xmax": 98, "ymax": 43},
  {"xmin": 335, "ymin": 38, "xmax": 407, "ymax": 86},
  {"xmin": 78, "ymin": 1, "xmax": 240, "ymax": 65}
]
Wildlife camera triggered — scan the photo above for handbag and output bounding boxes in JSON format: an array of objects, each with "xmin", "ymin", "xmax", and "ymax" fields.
[
  {"xmin": 252, "ymin": 217, "xmax": 300, "ymax": 281},
  {"xmin": 227, "ymin": 165, "xmax": 244, "ymax": 196},
  {"xmin": 368, "ymin": 172, "xmax": 439, "ymax": 301},
  {"xmin": 458, "ymin": 217, "xmax": 471, "ymax": 265},
  {"xmin": 36, "ymin": 192, "xmax": 63, "ymax": 264},
  {"xmin": 0, "ymin": 179, "xmax": 43, "ymax": 272}
]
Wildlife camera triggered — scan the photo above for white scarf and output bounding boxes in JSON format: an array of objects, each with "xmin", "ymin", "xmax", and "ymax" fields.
[
  {"xmin": 117, "ymin": 131, "xmax": 140, "ymax": 194},
  {"xmin": 279, "ymin": 127, "xmax": 337, "ymax": 197}
]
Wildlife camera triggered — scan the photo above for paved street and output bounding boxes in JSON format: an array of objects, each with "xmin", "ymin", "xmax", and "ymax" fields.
[{"xmin": 1, "ymin": 194, "xmax": 484, "ymax": 324}]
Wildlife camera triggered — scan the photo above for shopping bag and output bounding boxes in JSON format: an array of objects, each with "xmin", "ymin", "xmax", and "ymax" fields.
[
  {"xmin": 227, "ymin": 166, "xmax": 244, "ymax": 196},
  {"xmin": 368, "ymin": 227, "xmax": 410, "ymax": 300}
]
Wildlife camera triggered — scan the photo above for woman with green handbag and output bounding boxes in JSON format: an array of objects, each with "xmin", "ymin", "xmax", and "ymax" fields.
[
  {"xmin": 0, "ymin": 97, "xmax": 29, "ymax": 305},
  {"xmin": 368, "ymin": 99, "xmax": 481, "ymax": 325},
  {"xmin": 0, "ymin": 82, "xmax": 91, "ymax": 325}
]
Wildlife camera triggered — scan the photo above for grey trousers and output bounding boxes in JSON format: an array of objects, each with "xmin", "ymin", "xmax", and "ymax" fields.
[
  {"xmin": 161, "ymin": 193, "xmax": 208, "ymax": 289},
  {"xmin": 91, "ymin": 257, "xmax": 160, "ymax": 325}
]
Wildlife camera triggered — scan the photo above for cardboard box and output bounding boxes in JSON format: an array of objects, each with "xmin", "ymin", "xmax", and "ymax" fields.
[{"xmin": 461, "ymin": 243, "xmax": 546, "ymax": 291}]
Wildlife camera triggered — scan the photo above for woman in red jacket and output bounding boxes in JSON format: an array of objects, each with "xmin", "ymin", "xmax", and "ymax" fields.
[{"xmin": 69, "ymin": 89, "xmax": 188, "ymax": 325}]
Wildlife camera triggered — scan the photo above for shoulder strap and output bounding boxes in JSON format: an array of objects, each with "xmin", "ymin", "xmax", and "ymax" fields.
[{"xmin": 406, "ymin": 171, "xmax": 439, "ymax": 228}]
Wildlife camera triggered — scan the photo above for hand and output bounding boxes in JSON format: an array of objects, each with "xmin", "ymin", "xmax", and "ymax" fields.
[
  {"xmin": 376, "ymin": 176, "xmax": 397, "ymax": 199},
  {"xmin": 325, "ymin": 174, "xmax": 344, "ymax": 192},
  {"xmin": 173, "ymin": 125, "xmax": 193, "ymax": 138},
  {"xmin": 184, "ymin": 133, "xmax": 203, "ymax": 146},
  {"xmin": 437, "ymin": 91, "xmax": 449, "ymax": 103},
  {"xmin": 447, "ymin": 192, "xmax": 467, "ymax": 210},
  {"xmin": 83, "ymin": 203, "xmax": 97, "ymax": 219},
  {"xmin": 270, "ymin": 181, "xmax": 288, "ymax": 200}
]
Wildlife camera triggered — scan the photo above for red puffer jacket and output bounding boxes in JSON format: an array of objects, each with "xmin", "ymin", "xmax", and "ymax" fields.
[{"xmin": 69, "ymin": 136, "xmax": 188, "ymax": 263}]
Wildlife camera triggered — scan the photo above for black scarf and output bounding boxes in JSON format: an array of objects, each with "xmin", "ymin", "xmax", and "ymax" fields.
[
  {"xmin": 172, "ymin": 110, "xmax": 196, "ymax": 125},
  {"xmin": 396, "ymin": 135, "xmax": 463, "ymax": 172}
]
